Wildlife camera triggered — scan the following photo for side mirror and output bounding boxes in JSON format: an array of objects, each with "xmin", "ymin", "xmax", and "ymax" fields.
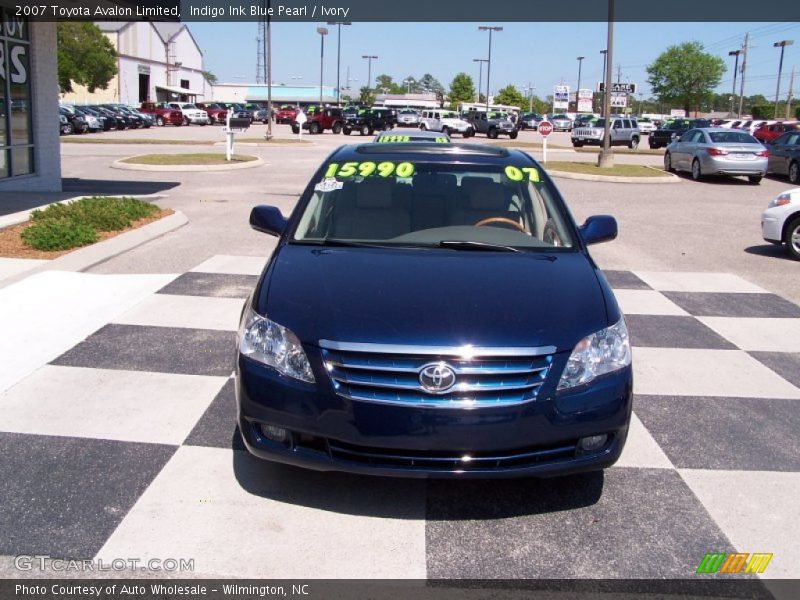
[
  {"xmin": 580, "ymin": 215, "xmax": 618, "ymax": 246},
  {"xmin": 250, "ymin": 205, "xmax": 287, "ymax": 237}
]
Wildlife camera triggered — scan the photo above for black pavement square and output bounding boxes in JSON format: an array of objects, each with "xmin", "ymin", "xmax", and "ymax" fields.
[
  {"xmin": 52, "ymin": 324, "xmax": 236, "ymax": 376},
  {"xmin": 184, "ymin": 378, "xmax": 244, "ymax": 450},
  {"xmin": 635, "ymin": 395, "xmax": 800, "ymax": 471},
  {"xmin": 748, "ymin": 352, "xmax": 800, "ymax": 388},
  {"xmin": 0, "ymin": 433, "xmax": 175, "ymax": 558},
  {"xmin": 625, "ymin": 314, "xmax": 737, "ymax": 349},
  {"xmin": 601, "ymin": 270, "xmax": 651, "ymax": 290},
  {"xmin": 425, "ymin": 468, "xmax": 735, "ymax": 578},
  {"xmin": 662, "ymin": 292, "xmax": 800, "ymax": 318},
  {"xmin": 158, "ymin": 272, "xmax": 258, "ymax": 298}
]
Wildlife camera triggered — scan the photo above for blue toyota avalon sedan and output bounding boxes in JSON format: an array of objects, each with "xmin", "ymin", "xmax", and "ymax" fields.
[{"xmin": 236, "ymin": 143, "xmax": 632, "ymax": 478}]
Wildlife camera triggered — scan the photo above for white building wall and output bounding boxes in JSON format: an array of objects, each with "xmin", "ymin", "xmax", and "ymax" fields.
[{"xmin": 0, "ymin": 21, "xmax": 60, "ymax": 193}]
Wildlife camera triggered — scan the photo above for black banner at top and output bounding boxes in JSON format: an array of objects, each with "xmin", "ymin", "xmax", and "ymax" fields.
[{"xmin": 5, "ymin": 0, "xmax": 800, "ymax": 21}]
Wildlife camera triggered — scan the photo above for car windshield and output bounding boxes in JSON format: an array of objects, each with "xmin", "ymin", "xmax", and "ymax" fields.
[
  {"xmin": 291, "ymin": 160, "xmax": 575, "ymax": 250},
  {"xmin": 707, "ymin": 131, "xmax": 759, "ymax": 144},
  {"xmin": 553, "ymin": 115, "xmax": 568, "ymax": 120},
  {"xmin": 182, "ymin": 104, "xmax": 198, "ymax": 109},
  {"xmin": 593, "ymin": 119, "xmax": 605, "ymax": 128},
  {"xmin": 400, "ymin": 109, "xmax": 417, "ymax": 114},
  {"xmin": 442, "ymin": 112, "xmax": 458, "ymax": 119}
]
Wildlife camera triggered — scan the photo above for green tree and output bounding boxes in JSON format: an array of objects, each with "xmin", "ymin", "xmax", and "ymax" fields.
[
  {"xmin": 359, "ymin": 87, "xmax": 376, "ymax": 106},
  {"xmin": 646, "ymin": 41, "xmax": 725, "ymax": 114},
  {"xmin": 201, "ymin": 70, "xmax": 218, "ymax": 85},
  {"xmin": 494, "ymin": 84, "xmax": 526, "ymax": 109},
  {"xmin": 375, "ymin": 74, "xmax": 404, "ymax": 94},
  {"xmin": 418, "ymin": 73, "xmax": 445, "ymax": 95},
  {"xmin": 448, "ymin": 72, "xmax": 476, "ymax": 108},
  {"xmin": 57, "ymin": 22, "xmax": 117, "ymax": 94}
]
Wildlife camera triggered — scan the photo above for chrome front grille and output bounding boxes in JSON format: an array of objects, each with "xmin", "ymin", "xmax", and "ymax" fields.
[{"xmin": 319, "ymin": 341, "xmax": 555, "ymax": 409}]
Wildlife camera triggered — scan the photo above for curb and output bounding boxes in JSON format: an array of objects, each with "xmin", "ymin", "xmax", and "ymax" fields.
[
  {"xmin": 0, "ymin": 210, "xmax": 188, "ymax": 289},
  {"xmin": 212, "ymin": 141, "xmax": 315, "ymax": 147},
  {"xmin": 111, "ymin": 156, "xmax": 265, "ymax": 172},
  {"xmin": 545, "ymin": 168, "xmax": 680, "ymax": 184}
]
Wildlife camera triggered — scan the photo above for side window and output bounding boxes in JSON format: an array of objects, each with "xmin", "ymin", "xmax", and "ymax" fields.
[
  {"xmin": 622, "ymin": 119, "xmax": 632, "ymax": 128},
  {"xmin": 613, "ymin": 120, "xmax": 622, "ymax": 129},
  {"xmin": 787, "ymin": 133, "xmax": 799, "ymax": 146}
]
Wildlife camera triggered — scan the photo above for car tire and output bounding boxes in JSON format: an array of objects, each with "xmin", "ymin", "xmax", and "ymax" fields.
[
  {"xmin": 691, "ymin": 158, "xmax": 703, "ymax": 181},
  {"xmin": 419, "ymin": 123, "xmax": 427, "ymax": 130},
  {"xmin": 360, "ymin": 124, "xmax": 370, "ymax": 136},
  {"xmin": 199, "ymin": 121, "xmax": 207, "ymax": 126},
  {"xmin": 441, "ymin": 126, "xmax": 450, "ymax": 136},
  {"xmin": 785, "ymin": 216, "xmax": 800, "ymax": 260},
  {"xmin": 748, "ymin": 175, "xmax": 762, "ymax": 185},
  {"xmin": 573, "ymin": 141, "xmax": 584, "ymax": 148},
  {"xmin": 383, "ymin": 123, "xmax": 392, "ymax": 131},
  {"xmin": 156, "ymin": 117, "xmax": 164, "ymax": 127},
  {"xmin": 487, "ymin": 127, "xmax": 498, "ymax": 139},
  {"xmin": 629, "ymin": 137, "xmax": 639, "ymax": 150},
  {"xmin": 309, "ymin": 122, "xmax": 321, "ymax": 134},
  {"xmin": 509, "ymin": 131, "xmax": 518, "ymax": 140},
  {"xmin": 789, "ymin": 161, "xmax": 800, "ymax": 184},
  {"xmin": 65, "ymin": 123, "xmax": 74, "ymax": 135},
  {"xmin": 343, "ymin": 128, "xmax": 352, "ymax": 136},
  {"xmin": 664, "ymin": 152, "xmax": 674, "ymax": 172},
  {"xmin": 174, "ymin": 121, "xmax": 182, "ymax": 127},
  {"xmin": 291, "ymin": 126, "xmax": 299, "ymax": 134},
  {"xmin": 332, "ymin": 122, "xmax": 342, "ymax": 134}
]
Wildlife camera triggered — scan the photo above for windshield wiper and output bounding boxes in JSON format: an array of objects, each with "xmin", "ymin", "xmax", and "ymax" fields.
[
  {"xmin": 437, "ymin": 240, "xmax": 521, "ymax": 253},
  {"xmin": 295, "ymin": 238, "xmax": 402, "ymax": 249}
]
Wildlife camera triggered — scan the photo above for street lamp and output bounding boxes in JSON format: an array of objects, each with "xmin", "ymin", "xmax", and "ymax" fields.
[
  {"xmin": 316, "ymin": 27, "xmax": 328, "ymax": 106},
  {"xmin": 598, "ymin": 0, "xmax": 615, "ymax": 168},
  {"xmin": 362, "ymin": 55, "xmax": 378, "ymax": 89},
  {"xmin": 478, "ymin": 26, "xmax": 503, "ymax": 112},
  {"xmin": 576, "ymin": 56, "xmax": 585, "ymax": 113},
  {"xmin": 773, "ymin": 40, "xmax": 794, "ymax": 118},
  {"xmin": 327, "ymin": 21, "xmax": 351, "ymax": 105},
  {"xmin": 728, "ymin": 49, "xmax": 741, "ymax": 117},
  {"xmin": 473, "ymin": 58, "xmax": 488, "ymax": 103},
  {"xmin": 522, "ymin": 84, "xmax": 535, "ymax": 113},
  {"xmin": 403, "ymin": 78, "xmax": 413, "ymax": 94}
]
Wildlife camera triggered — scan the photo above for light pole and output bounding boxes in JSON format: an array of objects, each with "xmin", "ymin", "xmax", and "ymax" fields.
[
  {"xmin": 473, "ymin": 58, "xmax": 488, "ymax": 103},
  {"xmin": 598, "ymin": 0, "xmax": 614, "ymax": 168},
  {"xmin": 265, "ymin": 0, "xmax": 273, "ymax": 140},
  {"xmin": 728, "ymin": 49, "xmax": 741, "ymax": 117},
  {"xmin": 403, "ymin": 78, "xmax": 413, "ymax": 94},
  {"xmin": 478, "ymin": 26, "xmax": 503, "ymax": 112},
  {"xmin": 362, "ymin": 55, "xmax": 378, "ymax": 89},
  {"xmin": 600, "ymin": 49, "xmax": 608, "ymax": 116},
  {"xmin": 576, "ymin": 56, "xmax": 584, "ymax": 112},
  {"xmin": 327, "ymin": 21, "xmax": 351, "ymax": 105},
  {"xmin": 522, "ymin": 84, "xmax": 535, "ymax": 113},
  {"xmin": 774, "ymin": 40, "xmax": 794, "ymax": 118},
  {"xmin": 317, "ymin": 27, "xmax": 328, "ymax": 106}
]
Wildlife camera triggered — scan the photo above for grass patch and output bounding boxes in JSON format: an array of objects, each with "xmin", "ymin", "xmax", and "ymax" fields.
[
  {"xmin": 121, "ymin": 153, "xmax": 257, "ymax": 165},
  {"xmin": 17, "ymin": 197, "xmax": 161, "ymax": 252},
  {"xmin": 573, "ymin": 146, "xmax": 664, "ymax": 155},
  {"xmin": 543, "ymin": 161, "xmax": 668, "ymax": 178},
  {"xmin": 495, "ymin": 141, "xmax": 572, "ymax": 150},
  {"xmin": 237, "ymin": 137, "xmax": 312, "ymax": 144},
  {"xmin": 62, "ymin": 138, "xmax": 215, "ymax": 145}
]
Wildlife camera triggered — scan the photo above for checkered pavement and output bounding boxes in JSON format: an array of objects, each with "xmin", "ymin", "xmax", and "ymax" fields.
[{"xmin": 0, "ymin": 257, "xmax": 798, "ymax": 581}]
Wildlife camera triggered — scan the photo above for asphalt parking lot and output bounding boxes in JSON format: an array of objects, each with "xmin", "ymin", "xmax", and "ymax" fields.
[{"xmin": 0, "ymin": 123, "xmax": 798, "ymax": 588}]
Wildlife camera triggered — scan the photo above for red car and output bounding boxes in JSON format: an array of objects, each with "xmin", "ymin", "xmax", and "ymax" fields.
[
  {"xmin": 276, "ymin": 105, "xmax": 298, "ymax": 124},
  {"xmin": 139, "ymin": 102, "xmax": 184, "ymax": 126},
  {"xmin": 755, "ymin": 121, "xmax": 800, "ymax": 144},
  {"xmin": 196, "ymin": 102, "xmax": 229, "ymax": 125}
]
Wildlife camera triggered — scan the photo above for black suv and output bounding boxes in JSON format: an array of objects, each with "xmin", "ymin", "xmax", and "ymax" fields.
[
  {"xmin": 343, "ymin": 108, "xmax": 397, "ymax": 136},
  {"xmin": 649, "ymin": 118, "xmax": 711, "ymax": 149}
]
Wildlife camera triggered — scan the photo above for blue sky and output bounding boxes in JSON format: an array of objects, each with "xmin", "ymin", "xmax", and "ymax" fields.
[{"xmin": 190, "ymin": 21, "xmax": 800, "ymax": 100}]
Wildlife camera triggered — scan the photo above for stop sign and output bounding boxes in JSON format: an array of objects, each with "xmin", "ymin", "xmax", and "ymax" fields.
[{"xmin": 538, "ymin": 121, "xmax": 553, "ymax": 137}]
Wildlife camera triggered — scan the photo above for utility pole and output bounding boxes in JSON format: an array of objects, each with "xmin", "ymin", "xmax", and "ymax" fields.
[
  {"xmin": 327, "ymin": 22, "xmax": 351, "ymax": 106},
  {"xmin": 473, "ymin": 58, "xmax": 488, "ymax": 103},
  {"xmin": 738, "ymin": 33, "xmax": 748, "ymax": 118},
  {"xmin": 787, "ymin": 65, "xmax": 796, "ymax": 119},
  {"xmin": 576, "ymin": 56, "xmax": 584, "ymax": 113},
  {"xmin": 599, "ymin": 49, "xmax": 608, "ymax": 116},
  {"xmin": 774, "ymin": 40, "xmax": 795, "ymax": 118},
  {"xmin": 598, "ymin": 0, "xmax": 614, "ymax": 168},
  {"xmin": 479, "ymin": 26, "xmax": 503, "ymax": 113},
  {"xmin": 728, "ymin": 49, "xmax": 741, "ymax": 117},
  {"xmin": 265, "ymin": 0, "xmax": 272, "ymax": 140}
]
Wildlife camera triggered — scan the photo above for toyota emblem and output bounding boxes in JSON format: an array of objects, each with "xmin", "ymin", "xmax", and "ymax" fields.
[{"xmin": 419, "ymin": 362, "xmax": 457, "ymax": 393}]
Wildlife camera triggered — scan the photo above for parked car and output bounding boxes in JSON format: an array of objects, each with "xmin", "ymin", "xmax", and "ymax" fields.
[
  {"xmin": 418, "ymin": 108, "xmax": 474, "ymax": 137},
  {"xmin": 167, "ymin": 102, "xmax": 210, "ymax": 125},
  {"xmin": 762, "ymin": 187, "xmax": 800, "ymax": 260},
  {"xmin": 59, "ymin": 106, "xmax": 88, "ymax": 134},
  {"xmin": 465, "ymin": 109, "xmax": 517, "ymax": 139},
  {"xmin": 635, "ymin": 117, "xmax": 655, "ymax": 135},
  {"xmin": 293, "ymin": 107, "xmax": 344, "ymax": 134},
  {"xmin": 116, "ymin": 105, "xmax": 152, "ymax": 128},
  {"xmin": 92, "ymin": 105, "xmax": 126, "ymax": 130},
  {"xmin": 551, "ymin": 114, "xmax": 573, "ymax": 132},
  {"xmin": 59, "ymin": 113, "xmax": 71, "ymax": 135},
  {"xmin": 139, "ymin": 102, "xmax": 184, "ymax": 127},
  {"xmin": 239, "ymin": 142, "xmax": 631, "ymax": 478},
  {"xmin": 373, "ymin": 129, "xmax": 450, "ymax": 143},
  {"xmin": 572, "ymin": 117, "xmax": 640, "ymax": 149},
  {"xmin": 246, "ymin": 103, "xmax": 269, "ymax": 123},
  {"xmin": 275, "ymin": 105, "xmax": 298, "ymax": 124},
  {"xmin": 342, "ymin": 108, "xmax": 395, "ymax": 136},
  {"xmin": 664, "ymin": 127, "xmax": 768, "ymax": 184},
  {"xmin": 102, "ymin": 104, "xmax": 145, "ymax": 129},
  {"xmin": 755, "ymin": 121, "xmax": 800, "ymax": 145},
  {"xmin": 396, "ymin": 108, "xmax": 421, "ymax": 127},
  {"xmin": 519, "ymin": 113, "xmax": 542, "ymax": 130},
  {"xmin": 737, "ymin": 120, "xmax": 772, "ymax": 135},
  {"xmin": 219, "ymin": 103, "xmax": 253, "ymax": 121},
  {"xmin": 195, "ymin": 102, "xmax": 229, "ymax": 124},
  {"xmin": 69, "ymin": 105, "xmax": 104, "ymax": 132},
  {"xmin": 649, "ymin": 118, "xmax": 710, "ymax": 149},
  {"xmin": 766, "ymin": 130, "xmax": 800, "ymax": 184}
]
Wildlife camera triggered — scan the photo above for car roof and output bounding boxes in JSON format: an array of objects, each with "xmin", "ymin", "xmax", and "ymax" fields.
[
  {"xmin": 375, "ymin": 130, "xmax": 450, "ymax": 141},
  {"xmin": 329, "ymin": 143, "xmax": 529, "ymax": 166}
]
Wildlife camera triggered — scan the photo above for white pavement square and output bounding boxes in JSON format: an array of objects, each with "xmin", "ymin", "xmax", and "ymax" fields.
[
  {"xmin": 698, "ymin": 317, "xmax": 800, "ymax": 353},
  {"xmin": 633, "ymin": 272, "xmax": 767, "ymax": 294},
  {"xmin": 679, "ymin": 469, "xmax": 800, "ymax": 578},
  {"xmin": 632, "ymin": 348, "xmax": 800, "ymax": 399},
  {"xmin": 613, "ymin": 413, "xmax": 673, "ymax": 469},
  {"xmin": 113, "ymin": 294, "xmax": 245, "ymax": 331},
  {"xmin": 0, "ymin": 365, "xmax": 225, "ymax": 445},
  {"xmin": 190, "ymin": 254, "xmax": 268, "ymax": 276},
  {"xmin": 0, "ymin": 257, "xmax": 49, "ymax": 282},
  {"xmin": 96, "ymin": 446, "xmax": 427, "ymax": 578},
  {"xmin": 613, "ymin": 289, "xmax": 690, "ymax": 316}
]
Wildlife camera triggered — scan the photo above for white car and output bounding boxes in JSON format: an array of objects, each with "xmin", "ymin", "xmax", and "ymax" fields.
[
  {"xmin": 762, "ymin": 188, "xmax": 800, "ymax": 260},
  {"xmin": 636, "ymin": 118, "xmax": 655, "ymax": 134},
  {"xmin": 167, "ymin": 102, "xmax": 210, "ymax": 125},
  {"xmin": 418, "ymin": 109, "xmax": 474, "ymax": 137}
]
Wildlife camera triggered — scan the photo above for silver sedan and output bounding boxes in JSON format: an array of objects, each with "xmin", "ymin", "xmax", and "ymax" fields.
[{"xmin": 664, "ymin": 127, "xmax": 768, "ymax": 184}]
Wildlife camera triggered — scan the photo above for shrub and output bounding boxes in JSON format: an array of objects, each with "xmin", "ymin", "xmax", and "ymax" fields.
[{"xmin": 21, "ymin": 218, "xmax": 98, "ymax": 251}]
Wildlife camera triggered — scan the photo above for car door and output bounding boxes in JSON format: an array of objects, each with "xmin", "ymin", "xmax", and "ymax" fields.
[
  {"xmin": 768, "ymin": 132, "xmax": 789, "ymax": 175},
  {"xmin": 680, "ymin": 130, "xmax": 704, "ymax": 169},
  {"xmin": 671, "ymin": 129, "xmax": 692, "ymax": 170}
]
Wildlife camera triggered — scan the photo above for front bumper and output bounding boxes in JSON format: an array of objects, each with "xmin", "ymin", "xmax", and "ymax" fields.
[
  {"xmin": 761, "ymin": 208, "xmax": 784, "ymax": 243},
  {"xmin": 186, "ymin": 115, "xmax": 210, "ymax": 124},
  {"xmin": 236, "ymin": 353, "xmax": 633, "ymax": 479}
]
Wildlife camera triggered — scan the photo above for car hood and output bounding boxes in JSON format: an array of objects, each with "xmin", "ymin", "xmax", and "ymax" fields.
[{"xmin": 257, "ymin": 245, "xmax": 609, "ymax": 351}]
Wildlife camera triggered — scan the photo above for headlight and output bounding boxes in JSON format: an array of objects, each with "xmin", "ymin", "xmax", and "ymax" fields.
[
  {"xmin": 769, "ymin": 193, "xmax": 793, "ymax": 208},
  {"xmin": 238, "ymin": 307, "xmax": 315, "ymax": 383},
  {"xmin": 557, "ymin": 318, "xmax": 631, "ymax": 390}
]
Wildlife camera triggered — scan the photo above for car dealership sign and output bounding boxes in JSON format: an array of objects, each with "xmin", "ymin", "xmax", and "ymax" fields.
[
  {"xmin": 553, "ymin": 85, "xmax": 570, "ymax": 110},
  {"xmin": 597, "ymin": 82, "xmax": 637, "ymax": 94}
]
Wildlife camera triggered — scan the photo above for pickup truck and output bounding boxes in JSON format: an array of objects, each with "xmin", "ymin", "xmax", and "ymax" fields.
[
  {"xmin": 571, "ymin": 117, "xmax": 640, "ymax": 149},
  {"xmin": 465, "ymin": 110, "xmax": 518, "ymax": 139},
  {"xmin": 195, "ymin": 102, "xmax": 228, "ymax": 124},
  {"xmin": 139, "ymin": 102, "xmax": 184, "ymax": 126},
  {"xmin": 276, "ymin": 105, "xmax": 297, "ymax": 124},
  {"xmin": 649, "ymin": 118, "xmax": 710, "ymax": 149},
  {"xmin": 292, "ymin": 108, "xmax": 345, "ymax": 134}
]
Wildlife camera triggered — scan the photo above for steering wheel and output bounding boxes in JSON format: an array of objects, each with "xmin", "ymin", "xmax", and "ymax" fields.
[
  {"xmin": 474, "ymin": 217, "xmax": 526, "ymax": 232},
  {"xmin": 543, "ymin": 220, "xmax": 563, "ymax": 247}
]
